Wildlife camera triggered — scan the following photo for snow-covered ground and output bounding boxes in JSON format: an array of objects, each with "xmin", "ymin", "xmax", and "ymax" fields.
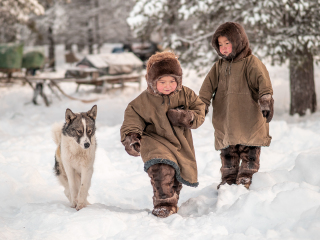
[{"xmin": 1, "ymin": 57, "xmax": 320, "ymax": 240}]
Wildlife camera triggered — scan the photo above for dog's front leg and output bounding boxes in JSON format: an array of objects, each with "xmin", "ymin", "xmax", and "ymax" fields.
[
  {"xmin": 64, "ymin": 164, "xmax": 78, "ymax": 208},
  {"xmin": 76, "ymin": 167, "xmax": 93, "ymax": 211}
]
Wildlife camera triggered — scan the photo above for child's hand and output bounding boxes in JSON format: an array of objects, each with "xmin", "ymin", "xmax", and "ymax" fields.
[
  {"xmin": 122, "ymin": 133, "xmax": 141, "ymax": 156},
  {"xmin": 167, "ymin": 106, "xmax": 194, "ymax": 128},
  {"xmin": 258, "ymin": 94, "xmax": 274, "ymax": 123}
]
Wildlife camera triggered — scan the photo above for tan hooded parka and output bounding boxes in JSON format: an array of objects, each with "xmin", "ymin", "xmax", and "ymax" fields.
[
  {"xmin": 199, "ymin": 22, "xmax": 273, "ymax": 150},
  {"xmin": 121, "ymin": 52, "xmax": 206, "ymax": 186}
]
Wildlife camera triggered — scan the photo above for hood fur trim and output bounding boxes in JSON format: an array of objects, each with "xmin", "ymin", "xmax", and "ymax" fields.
[
  {"xmin": 145, "ymin": 52, "xmax": 182, "ymax": 96},
  {"xmin": 212, "ymin": 22, "xmax": 252, "ymax": 61}
]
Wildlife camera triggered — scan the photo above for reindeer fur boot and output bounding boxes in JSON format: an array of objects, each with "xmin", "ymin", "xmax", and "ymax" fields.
[
  {"xmin": 217, "ymin": 145, "xmax": 240, "ymax": 189},
  {"xmin": 236, "ymin": 146, "xmax": 261, "ymax": 189},
  {"xmin": 147, "ymin": 163, "xmax": 182, "ymax": 218}
]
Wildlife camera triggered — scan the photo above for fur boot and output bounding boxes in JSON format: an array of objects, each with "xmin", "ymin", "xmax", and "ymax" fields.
[
  {"xmin": 217, "ymin": 145, "xmax": 240, "ymax": 189},
  {"xmin": 236, "ymin": 146, "xmax": 261, "ymax": 189},
  {"xmin": 147, "ymin": 163, "xmax": 182, "ymax": 218}
]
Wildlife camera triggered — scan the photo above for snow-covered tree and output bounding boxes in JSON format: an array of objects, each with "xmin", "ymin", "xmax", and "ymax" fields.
[
  {"xmin": 32, "ymin": 0, "xmax": 134, "ymax": 55},
  {"xmin": 242, "ymin": 0, "xmax": 320, "ymax": 115},
  {"xmin": 61, "ymin": 0, "xmax": 134, "ymax": 53},
  {"xmin": 129, "ymin": 0, "xmax": 320, "ymax": 116},
  {"xmin": 128, "ymin": 0, "xmax": 242, "ymax": 73},
  {"xmin": 28, "ymin": 0, "xmax": 70, "ymax": 70},
  {"xmin": 0, "ymin": 0, "xmax": 44, "ymax": 42}
]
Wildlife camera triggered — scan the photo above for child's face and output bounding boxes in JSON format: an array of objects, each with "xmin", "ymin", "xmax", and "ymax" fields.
[
  {"xmin": 218, "ymin": 36, "xmax": 232, "ymax": 57},
  {"xmin": 156, "ymin": 76, "xmax": 177, "ymax": 95}
]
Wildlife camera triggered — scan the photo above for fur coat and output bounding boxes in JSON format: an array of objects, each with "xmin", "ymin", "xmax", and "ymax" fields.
[
  {"xmin": 199, "ymin": 22, "xmax": 273, "ymax": 150},
  {"xmin": 121, "ymin": 52, "xmax": 206, "ymax": 186}
]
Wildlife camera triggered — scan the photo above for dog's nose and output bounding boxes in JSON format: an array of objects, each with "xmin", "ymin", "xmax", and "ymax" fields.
[{"xmin": 84, "ymin": 143, "xmax": 90, "ymax": 149}]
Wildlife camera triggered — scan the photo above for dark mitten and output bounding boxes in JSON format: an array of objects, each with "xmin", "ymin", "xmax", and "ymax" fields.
[
  {"xmin": 122, "ymin": 132, "xmax": 141, "ymax": 156},
  {"xmin": 258, "ymin": 94, "xmax": 274, "ymax": 123},
  {"xmin": 167, "ymin": 106, "xmax": 194, "ymax": 128}
]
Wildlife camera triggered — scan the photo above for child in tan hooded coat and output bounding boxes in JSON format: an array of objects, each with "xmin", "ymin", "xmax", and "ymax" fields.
[
  {"xmin": 121, "ymin": 52, "xmax": 205, "ymax": 217},
  {"xmin": 199, "ymin": 22, "xmax": 274, "ymax": 189}
]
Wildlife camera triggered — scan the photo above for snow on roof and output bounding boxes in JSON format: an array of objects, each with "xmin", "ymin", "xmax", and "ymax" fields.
[
  {"xmin": 81, "ymin": 52, "xmax": 143, "ymax": 69},
  {"xmin": 85, "ymin": 55, "xmax": 109, "ymax": 68},
  {"xmin": 101, "ymin": 52, "xmax": 143, "ymax": 66},
  {"xmin": 66, "ymin": 66, "xmax": 99, "ymax": 72}
]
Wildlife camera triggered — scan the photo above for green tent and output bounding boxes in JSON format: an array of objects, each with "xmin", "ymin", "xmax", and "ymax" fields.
[
  {"xmin": 22, "ymin": 51, "xmax": 45, "ymax": 69},
  {"xmin": 0, "ymin": 43, "xmax": 23, "ymax": 69}
]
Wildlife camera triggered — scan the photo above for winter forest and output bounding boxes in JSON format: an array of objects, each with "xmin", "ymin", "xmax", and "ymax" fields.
[{"xmin": 1, "ymin": 0, "xmax": 320, "ymax": 239}]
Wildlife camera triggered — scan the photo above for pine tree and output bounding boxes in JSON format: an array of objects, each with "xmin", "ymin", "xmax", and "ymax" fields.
[
  {"xmin": 0, "ymin": 0, "xmax": 44, "ymax": 43},
  {"xmin": 130, "ymin": 0, "xmax": 320, "ymax": 116},
  {"xmin": 32, "ymin": 0, "xmax": 134, "ymax": 54},
  {"xmin": 243, "ymin": 0, "xmax": 320, "ymax": 116},
  {"xmin": 128, "ymin": 0, "xmax": 243, "ymax": 73}
]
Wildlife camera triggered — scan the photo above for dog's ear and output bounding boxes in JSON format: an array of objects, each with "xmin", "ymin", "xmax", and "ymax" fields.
[
  {"xmin": 87, "ymin": 105, "xmax": 97, "ymax": 120},
  {"xmin": 65, "ymin": 108, "xmax": 77, "ymax": 124}
]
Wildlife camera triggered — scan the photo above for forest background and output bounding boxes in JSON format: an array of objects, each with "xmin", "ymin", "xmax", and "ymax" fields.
[{"xmin": 1, "ymin": 0, "xmax": 320, "ymax": 116}]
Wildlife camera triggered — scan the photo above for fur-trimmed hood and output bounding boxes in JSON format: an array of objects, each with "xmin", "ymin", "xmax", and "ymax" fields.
[
  {"xmin": 212, "ymin": 22, "xmax": 252, "ymax": 61},
  {"xmin": 145, "ymin": 52, "xmax": 182, "ymax": 96}
]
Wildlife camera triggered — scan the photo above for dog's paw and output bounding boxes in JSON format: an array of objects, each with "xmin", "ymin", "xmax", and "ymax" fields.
[
  {"xmin": 76, "ymin": 202, "xmax": 87, "ymax": 211},
  {"xmin": 70, "ymin": 199, "xmax": 78, "ymax": 208}
]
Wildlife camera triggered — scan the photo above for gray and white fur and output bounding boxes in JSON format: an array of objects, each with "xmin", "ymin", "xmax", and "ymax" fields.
[{"xmin": 52, "ymin": 105, "xmax": 97, "ymax": 211}]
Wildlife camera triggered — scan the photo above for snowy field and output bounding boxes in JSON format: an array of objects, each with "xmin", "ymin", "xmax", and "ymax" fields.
[{"xmin": 1, "ymin": 54, "xmax": 320, "ymax": 239}]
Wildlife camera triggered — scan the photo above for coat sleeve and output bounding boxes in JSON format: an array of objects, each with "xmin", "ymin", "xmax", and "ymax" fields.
[
  {"xmin": 185, "ymin": 87, "xmax": 206, "ymax": 129},
  {"xmin": 120, "ymin": 103, "xmax": 146, "ymax": 142},
  {"xmin": 199, "ymin": 62, "xmax": 219, "ymax": 107},
  {"xmin": 246, "ymin": 56, "xmax": 273, "ymax": 98}
]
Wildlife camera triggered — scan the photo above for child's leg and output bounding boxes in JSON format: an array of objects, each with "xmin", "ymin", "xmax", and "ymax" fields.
[
  {"xmin": 237, "ymin": 146, "xmax": 261, "ymax": 188},
  {"xmin": 218, "ymin": 145, "xmax": 240, "ymax": 189},
  {"xmin": 147, "ymin": 163, "xmax": 182, "ymax": 218}
]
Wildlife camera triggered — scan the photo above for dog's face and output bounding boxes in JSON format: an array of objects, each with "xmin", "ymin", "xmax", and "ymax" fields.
[{"xmin": 62, "ymin": 105, "xmax": 97, "ymax": 149}]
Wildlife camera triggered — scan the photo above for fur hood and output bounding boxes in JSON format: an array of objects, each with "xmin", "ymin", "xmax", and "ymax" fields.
[
  {"xmin": 145, "ymin": 51, "xmax": 182, "ymax": 96},
  {"xmin": 212, "ymin": 22, "xmax": 252, "ymax": 61}
]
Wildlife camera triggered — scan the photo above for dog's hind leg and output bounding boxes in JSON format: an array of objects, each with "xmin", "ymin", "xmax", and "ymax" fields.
[
  {"xmin": 59, "ymin": 175, "xmax": 71, "ymax": 202},
  {"xmin": 76, "ymin": 167, "xmax": 93, "ymax": 211},
  {"xmin": 54, "ymin": 151, "xmax": 72, "ymax": 203}
]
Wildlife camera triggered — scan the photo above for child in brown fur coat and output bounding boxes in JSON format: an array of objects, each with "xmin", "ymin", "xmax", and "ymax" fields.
[
  {"xmin": 121, "ymin": 52, "xmax": 205, "ymax": 217},
  {"xmin": 199, "ymin": 22, "xmax": 274, "ymax": 189}
]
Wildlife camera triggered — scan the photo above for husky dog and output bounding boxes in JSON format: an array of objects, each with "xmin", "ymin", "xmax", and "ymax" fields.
[{"xmin": 52, "ymin": 105, "xmax": 97, "ymax": 211}]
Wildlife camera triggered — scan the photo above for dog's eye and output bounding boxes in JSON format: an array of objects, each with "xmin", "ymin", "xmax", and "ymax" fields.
[
  {"xmin": 77, "ymin": 130, "xmax": 83, "ymax": 135},
  {"xmin": 87, "ymin": 130, "xmax": 92, "ymax": 134}
]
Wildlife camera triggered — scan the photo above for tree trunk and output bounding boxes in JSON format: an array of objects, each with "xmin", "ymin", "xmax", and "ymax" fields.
[
  {"xmin": 289, "ymin": 50, "xmax": 317, "ymax": 116},
  {"xmin": 94, "ymin": 0, "xmax": 101, "ymax": 54},
  {"xmin": 48, "ymin": 26, "xmax": 55, "ymax": 71},
  {"xmin": 88, "ymin": 28, "xmax": 93, "ymax": 54},
  {"xmin": 77, "ymin": 43, "xmax": 85, "ymax": 53},
  {"xmin": 65, "ymin": 43, "xmax": 72, "ymax": 51}
]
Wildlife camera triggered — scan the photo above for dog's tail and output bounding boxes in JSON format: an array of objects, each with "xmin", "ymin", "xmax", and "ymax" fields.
[{"xmin": 52, "ymin": 122, "xmax": 64, "ymax": 146}]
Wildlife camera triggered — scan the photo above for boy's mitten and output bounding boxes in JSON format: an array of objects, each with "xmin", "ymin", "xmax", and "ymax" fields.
[
  {"xmin": 258, "ymin": 94, "xmax": 274, "ymax": 123},
  {"xmin": 122, "ymin": 132, "xmax": 141, "ymax": 156},
  {"xmin": 167, "ymin": 106, "xmax": 194, "ymax": 128}
]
